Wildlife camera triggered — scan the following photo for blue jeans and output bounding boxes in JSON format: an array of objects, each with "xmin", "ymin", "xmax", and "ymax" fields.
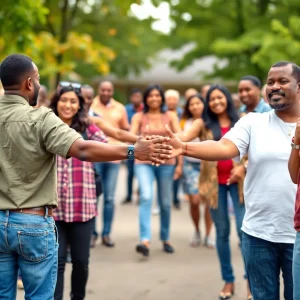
[
  {"xmin": 210, "ymin": 183, "xmax": 245, "ymax": 283},
  {"xmin": 294, "ymin": 232, "xmax": 300, "ymax": 299},
  {"xmin": 126, "ymin": 159, "xmax": 135, "ymax": 200},
  {"xmin": 173, "ymin": 178, "xmax": 181, "ymax": 205},
  {"xmin": 0, "ymin": 210, "xmax": 58, "ymax": 300},
  {"xmin": 135, "ymin": 164, "xmax": 175, "ymax": 241},
  {"xmin": 242, "ymin": 232, "xmax": 293, "ymax": 300},
  {"xmin": 96, "ymin": 162, "xmax": 120, "ymax": 237}
]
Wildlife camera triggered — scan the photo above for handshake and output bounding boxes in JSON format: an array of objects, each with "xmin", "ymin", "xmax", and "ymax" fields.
[{"xmin": 133, "ymin": 125, "xmax": 184, "ymax": 165}]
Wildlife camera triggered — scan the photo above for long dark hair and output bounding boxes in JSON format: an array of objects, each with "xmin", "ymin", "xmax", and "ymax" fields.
[
  {"xmin": 182, "ymin": 93, "xmax": 205, "ymax": 120},
  {"xmin": 143, "ymin": 84, "xmax": 165, "ymax": 113},
  {"xmin": 204, "ymin": 85, "xmax": 239, "ymax": 141},
  {"xmin": 50, "ymin": 86, "xmax": 89, "ymax": 133}
]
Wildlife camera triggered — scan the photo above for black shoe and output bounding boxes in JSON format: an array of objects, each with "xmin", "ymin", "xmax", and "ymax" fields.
[
  {"xmin": 174, "ymin": 202, "xmax": 181, "ymax": 210},
  {"xmin": 122, "ymin": 198, "xmax": 132, "ymax": 205},
  {"xmin": 136, "ymin": 244, "xmax": 149, "ymax": 257},
  {"xmin": 102, "ymin": 237, "xmax": 115, "ymax": 247},
  {"xmin": 163, "ymin": 243, "xmax": 174, "ymax": 254}
]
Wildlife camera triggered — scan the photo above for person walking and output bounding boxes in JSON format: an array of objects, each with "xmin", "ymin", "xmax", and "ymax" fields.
[
  {"xmin": 90, "ymin": 81, "xmax": 130, "ymax": 247},
  {"xmin": 178, "ymin": 94, "xmax": 214, "ymax": 248},
  {"xmin": 166, "ymin": 61, "xmax": 299, "ymax": 300},
  {"xmin": 124, "ymin": 89, "xmax": 143, "ymax": 204},
  {"xmin": 131, "ymin": 84, "xmax": 181, "ymax": 256},
  {"xmin": 0, "ymin": 54, "xmax": 171, "ymax": 299},
  {"xmin": 49, "ymin": 86, "xmax": 107, "ymax": 300}
]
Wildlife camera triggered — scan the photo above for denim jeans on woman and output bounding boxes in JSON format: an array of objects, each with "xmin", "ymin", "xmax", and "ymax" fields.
[
  {"xmin": 243, "ymin": 232, "xmax": 293, "ymax": 300},
  {"xmin": 210, "ymin": 183, "xmax": 245, "ymax": 283},
  {"xmin": 0, "ymin": 210, "xmax": 58, "ymax": 300},
  {"xmin": 95, "ymin": 162, "xmax": 120, "ymax": 237},
  {"xmin": 135, "ymin": 164, "xmax": 175, "ymax": 242}
]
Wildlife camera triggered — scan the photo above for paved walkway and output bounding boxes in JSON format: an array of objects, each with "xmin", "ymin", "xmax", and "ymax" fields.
[{"xmin": 17, "ymin": 165, "xmax": 249, "ymax": 300}]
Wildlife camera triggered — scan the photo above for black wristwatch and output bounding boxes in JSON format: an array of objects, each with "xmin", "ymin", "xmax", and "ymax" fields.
[{"xmin": 127, "ymin": 145, "xmax": 135, "ymax": 160}]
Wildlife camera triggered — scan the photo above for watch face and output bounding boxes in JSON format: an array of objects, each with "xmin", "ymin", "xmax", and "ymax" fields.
[{"xmin": 128, "ymin": 150, "xmax": 134, "ymax": 156}]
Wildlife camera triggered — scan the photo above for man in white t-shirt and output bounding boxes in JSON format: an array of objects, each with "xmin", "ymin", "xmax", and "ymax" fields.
[{"xmin": 165, "ymin": 61, "xmax": 300, "ymax": 300}]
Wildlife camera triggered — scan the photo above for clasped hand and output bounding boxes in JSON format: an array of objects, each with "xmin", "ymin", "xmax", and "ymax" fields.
[{"xmin": 134, "ymin": 125, "xmax": 184, "ymax": 166}]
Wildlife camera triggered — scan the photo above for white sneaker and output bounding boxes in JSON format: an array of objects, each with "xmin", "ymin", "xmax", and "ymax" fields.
[
  {"xmin": 152, "ymin": 207, "xmax": 160, "ymax": 215},
  {"xmin": 204, "ymin": 236, "xmax": 215, "ymax": 249},
  {"xmin": 190, "ymin": 232, "xmax": 201, "ymax": 247}
]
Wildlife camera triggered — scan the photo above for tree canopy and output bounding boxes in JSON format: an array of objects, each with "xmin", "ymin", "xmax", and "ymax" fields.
[
  {"xmin": 153, "ymin": 0, "xmax": 300, "ymax": 81},
  {"xmin": 0, "ymin": 0, "xmax": 164, "ymax": 88}
]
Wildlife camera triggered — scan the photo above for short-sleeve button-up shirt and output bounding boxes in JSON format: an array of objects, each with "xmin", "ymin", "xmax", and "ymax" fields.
[{"xmin": 0, "ymin": 94, "xmax": 81, "ymax": 209}]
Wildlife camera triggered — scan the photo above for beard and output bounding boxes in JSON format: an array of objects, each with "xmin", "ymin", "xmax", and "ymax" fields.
[
  {"xmin": 269, "ymin": 102, "xmax": 290, "ymax": 111},
  {"xmin": 29, "ymin": 81, "xmax": 40, "ymax": 106}
]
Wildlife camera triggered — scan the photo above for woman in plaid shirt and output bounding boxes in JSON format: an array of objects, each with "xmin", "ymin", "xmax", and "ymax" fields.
[{"xmin": 50, "ymin": 86, "xmax": 107, "ymax": 300}]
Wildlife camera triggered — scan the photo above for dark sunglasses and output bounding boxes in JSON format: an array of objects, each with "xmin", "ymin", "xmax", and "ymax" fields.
[{"xmin": 59, "ymin": 81, "xmax": 82, "ymax": 93}]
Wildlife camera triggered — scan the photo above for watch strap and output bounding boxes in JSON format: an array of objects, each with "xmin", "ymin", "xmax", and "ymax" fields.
[{"xmin": 127, "ymin": 145, "xmax": 135, "ymax": 160}]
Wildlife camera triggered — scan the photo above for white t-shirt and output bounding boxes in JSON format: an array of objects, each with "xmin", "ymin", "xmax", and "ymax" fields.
[{"xmin": 224, "ymin": 110, "xmax": 297, "ymax": 244}]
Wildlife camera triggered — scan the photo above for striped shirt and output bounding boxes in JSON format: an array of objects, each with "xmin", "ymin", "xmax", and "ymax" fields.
[{"xmin": 53, "ymin": 124, "xmax": 107, "ymax": 222}]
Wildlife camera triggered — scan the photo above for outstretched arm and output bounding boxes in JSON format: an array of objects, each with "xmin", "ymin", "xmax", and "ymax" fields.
[
  {"xmin": 68, "ymin": 126, "xmax": 172, "ymax": 164},
  {"xmin": 166, "ymin": 125, "xmax": 240, "ymax": 161},
  {"xmin": 288, "ymin": 118, "xmax": 300, "ymax": 184},
  {"xmin": 176, "ymin": 119, "xmax": 204, "ymax": 142},
  {"xmin": 90, "ymin": 116, "xmax": 138, "ymax": 143}
]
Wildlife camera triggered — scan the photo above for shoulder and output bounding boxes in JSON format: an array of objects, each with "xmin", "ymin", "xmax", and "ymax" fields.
[
  {"xmin": 112, "ymin": 99, "xmax": 126, "ymax": 109},
  {"xmin": 132, "ymin": 112, "xmax": 143, "ymax": 121},
  {"xmin": 86, "ymin": 123, "xmax": 101, "ymax": 135},
  {"xmin": 165, "ymin": 111, "xmax": 178, "ymax": 121}
]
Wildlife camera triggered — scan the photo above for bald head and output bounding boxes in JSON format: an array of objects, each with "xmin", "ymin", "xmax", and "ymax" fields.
[
  {"xmin": 98, "ymin": 81, "xmax": 114, "ymax": 104},
  {"xmin": 184, "ymin": 88, "xmax": 198, "ymax": 101}
]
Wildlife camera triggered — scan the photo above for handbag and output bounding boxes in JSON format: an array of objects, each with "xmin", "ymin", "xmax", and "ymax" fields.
[{"xmin": 82, "ymin": 129, "xmax": 102, "ymax": 197}]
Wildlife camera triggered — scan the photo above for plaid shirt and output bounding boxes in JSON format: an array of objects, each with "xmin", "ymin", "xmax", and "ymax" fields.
[{"xmin": 53, "ymin": 124, "xmax": 107, "ymax": 222}]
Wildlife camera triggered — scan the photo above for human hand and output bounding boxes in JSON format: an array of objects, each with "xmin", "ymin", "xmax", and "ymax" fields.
[
  {"xmin": 173, "ymin": 165, "xmax": 183, "ymax": 180},
  {"xmin": 134, "ymin": 126, "xmax": 173, "ymax": 165},
  {"xmin": 164, "ymin": 125, "xmax": 184, "ymax": 158},
  {"xmin": 226, "ymin": 164, "xmax": 245, "ymax": 185}
]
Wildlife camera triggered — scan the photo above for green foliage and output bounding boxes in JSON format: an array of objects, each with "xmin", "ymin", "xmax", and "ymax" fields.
[
  {"xmin": 155, "ymin": 0, "xmax": 300, "ymax": 80},
  {"xmin": 0, "ymin": 0, "xmax": 163, "ymax": 88}
]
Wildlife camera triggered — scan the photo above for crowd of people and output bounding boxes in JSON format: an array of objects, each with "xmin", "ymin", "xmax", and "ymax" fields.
[{"xmin": 0, "ymin": 53, "xmax": 300, "ymax": 300}]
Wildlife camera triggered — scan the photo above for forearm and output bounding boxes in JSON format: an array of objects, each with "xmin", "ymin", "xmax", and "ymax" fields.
[
  {"xmin": 182, "ymin": 139, "xmax": 239, "ymax": 161},
  {"xmin": 288, "ymin": 149, "xmax": 300, "ymax": 184},
  {"xmin": 70, "ymin": 140, "xmax": 129, "ymax": 162},
  {"xmin": 116, "ymin": 129, "xmax": 138, "ymax": 143}
]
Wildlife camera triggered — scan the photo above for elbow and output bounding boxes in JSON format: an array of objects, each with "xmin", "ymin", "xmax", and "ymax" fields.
[
  {"xmin": 291, "ymin": 175, "xmax": 298, "ymax": 185},
  {"xmin": 70, "ymin": 139, "xmax": 89, "ymax": 161}
]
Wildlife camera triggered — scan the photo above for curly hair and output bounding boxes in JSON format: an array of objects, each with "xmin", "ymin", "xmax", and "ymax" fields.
[{"xmin": 49, "ymin": 86, "xmax": 89, "ymax": 134}]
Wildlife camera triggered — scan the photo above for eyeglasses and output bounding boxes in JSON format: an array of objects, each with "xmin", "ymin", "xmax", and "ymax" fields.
[{"xmin": 59, "ymin": 81, "xmax": 82, "ymax": 93}]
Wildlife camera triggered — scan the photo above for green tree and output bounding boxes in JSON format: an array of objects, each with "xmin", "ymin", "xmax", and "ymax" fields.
[
  {"xmin": 0, "ymin": 0, "xmax": 164, "ymax": 88},
  {"xmin": 153, "ymin": 0, "xmax": 300, "ymax": 81}
]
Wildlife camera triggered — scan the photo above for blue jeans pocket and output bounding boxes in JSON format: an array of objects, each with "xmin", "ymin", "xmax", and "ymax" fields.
[{"xmin": 18, "ymin": 230, "xmax": 48, "ymax": 262}]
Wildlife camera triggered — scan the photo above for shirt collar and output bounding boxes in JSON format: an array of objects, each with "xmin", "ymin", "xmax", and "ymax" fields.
[
  {"xmin": 0, "ymin": 94, "xmax": 30, "ymax": 106},
  {"xmin": 240, "ymin": 98, "xmax": 265, "ymax": 113}
]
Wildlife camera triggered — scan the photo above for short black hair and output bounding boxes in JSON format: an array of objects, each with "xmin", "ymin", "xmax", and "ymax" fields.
[
  {"xmin": 143, "ymin": 84, "xmax": 165, "ymax": 113},
  {"xmin": 240, "ymin": 75, "xmax": 261, "ymax": 88},
  {"xmin": 271, "ymin": 61, "xmax": 300, "ymax": 81},
  {"xmin": 130, "ymin": 88, "xmax": 142, "ymax": 96},
  {"xmin": 0, "ymin": 54, "xmax": 34, "ymax": 88}
]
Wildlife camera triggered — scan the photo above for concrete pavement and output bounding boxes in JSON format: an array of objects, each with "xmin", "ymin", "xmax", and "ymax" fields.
[{"xmin": 17, "ymin": 164, "xmax": 249, "ymax": 300}]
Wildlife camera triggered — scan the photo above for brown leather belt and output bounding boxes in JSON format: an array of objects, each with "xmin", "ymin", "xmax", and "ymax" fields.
[{"xmin": 9, "ymin": 207, "xmax": 53, "ymax": 217}]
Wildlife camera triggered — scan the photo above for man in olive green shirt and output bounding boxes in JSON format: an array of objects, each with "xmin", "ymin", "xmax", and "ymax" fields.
[{"xmin": 0, "ymin": 54, "xmax": 171, "ymax": 300}]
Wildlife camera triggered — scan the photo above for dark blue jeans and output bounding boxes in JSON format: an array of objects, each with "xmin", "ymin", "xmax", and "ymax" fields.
[
  {"xmin": 242, "ymin": 232, "xmax": 293, "ymax": 300},
  {"xmin": 210, "ymin": 183, "xmax": 245, "ymax": 283},
  {"xmin": 126, "ymin": 159, "xmax": 135, "ymax": 200}
]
